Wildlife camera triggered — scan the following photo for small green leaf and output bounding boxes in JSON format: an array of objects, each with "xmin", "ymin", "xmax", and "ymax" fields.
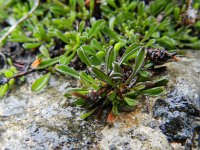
[
  {"xmin": 109, "ymin": 16, "xmax": 116, "ymax": 30},
  {"xmin": 153, "ymin": 76, "xmax": 168, "ymax": 86},
  {"xmin": 105, "ymin": 46, "xmax": 115, "ymax": 74},
  {"xmin": 88, "ymin": 19, "xmax": 105, "ymax": 39},
  {"xmin": 91, "ymin": 38, "xmax": 105, "ymax": 51},
  {"xmin": 133, "ymin": 85, "xmax": 146, "ymax": 91},
  {"xmin": 64, "ymin": 88, "xmax": 89, "ymax": 97},
  {"xmin": 125, "ymin": 47, "xmax": 146, "ymax": 85},
  {"xmin": 8, "ymin": 78, "xmax": 15, "ymax": 86},
  {"xmin": 4, "ymin": 70, "xmax": 14, "ymax": 78},
  {"xmin": 139, "ymin": 71, "xmax": 152, "ymax": 78},
  {"xmin": 96, "ymin": 51, "xmax": 105, "ymax": 59},
  {"xmin": 124, "ymin": 97, "xmax": 138, "ymax": 106},
  {"xmin": 82, "ymin": 45, "xmax": 96, "ymax": 56},
  {"xmin": 142, "ymin": 87, "xmax": 165, "ymax": 96},
  {"xmin": 73, "ymin": 98, "xmax": 86, "ymax": 106},
  {"xmin": 77, "ymin": 47, "xmax": 92, "ymax": 67},
  {"xmin": 36, "ymin": 57, "xmax": 61, "ymax": 69},
  {"xmin": 134, "ymin": 47, "xmax": 147, "ymax": 75},
  {"xmin": 112, "ymin": 104, "xmax": 119, "ymax": 116},
  {"xmin": 107, "ymin": 91, "xmax": 116, "ymax": 101},
  {"xmin": 141, "ymin": 23, "xmax": 159, "ymax": 43},
  {"xmin": 138, "ymin": 1, "xmax": 145, "ymax": 17},
  {"xmin": 23, "ymin": 42, "xmax": 42, "ymax": 49},
  {"xmin": 80, "ymin": 108, "xmax": 96, "ymax": 119},
  {"xmin": 56, "ymin": 65, "xmax": 79, "ymax": 78},
  {"xmin": 39, "ymin": 45, "xmax": 50, "ymax": 58},
  {"xmin": 157, "ymin": 36, "xmax": 176, "ymax": 48},
  {"xmin": 0, "ymin": 83, "xmax": 9, "ymax": 97},
  {"xmin": 31, "ymin": 73, "xmax": 51, "ymax": 92},
  {"xmin": 102, "ymin": 26, "xmax": 120, "ymax": 42},
  {"xmin": 91, "ymin": 67, "xmax": 114, "ymax": 85},
  {"xmin": 119, "ymin": 46, "xmax": 141, "ymax": 65}
]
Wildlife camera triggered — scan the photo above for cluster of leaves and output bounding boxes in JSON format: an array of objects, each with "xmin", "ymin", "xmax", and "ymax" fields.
[{"xmin": 0, "ymin": 0, "xmax": 200, "ymax": 121}]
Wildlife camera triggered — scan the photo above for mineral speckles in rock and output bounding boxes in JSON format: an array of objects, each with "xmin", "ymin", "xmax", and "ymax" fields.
[
  {"xmin": 0, "ymin": 75, "xmax": 105, "ymax": 149},
  {"xmin": 153, "ymin": 50, "xmax": 200, "ymax": 149},
  {"xmin": 153, "ymin": 95, "xmax": 200, "ymax": 148}
]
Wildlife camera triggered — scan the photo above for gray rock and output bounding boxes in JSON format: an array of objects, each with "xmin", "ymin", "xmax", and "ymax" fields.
[
  {"xmin": 153, "ymin": 51, "xmax": 200, "ymax": 150},
  {"xmin": 0, "ymin": 74, "xmax": 105, "ymax": 149}
]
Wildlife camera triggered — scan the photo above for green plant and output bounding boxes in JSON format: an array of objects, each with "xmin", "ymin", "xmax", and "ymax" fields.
[{"xmin": 56, "ymin": 43, "xmax": 171, "ymax": 121}]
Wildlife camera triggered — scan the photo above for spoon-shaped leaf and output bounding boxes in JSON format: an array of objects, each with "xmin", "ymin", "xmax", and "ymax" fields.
[
  {"xmin": 91, "ymin": 67, "xmax": 114, "ymax": 85},
  {"xmin": 56, "ymin": 65, "xmax": 79, "ymax": 78},
  {"xmin": 142, "ymin": 87, "xmax": 165, "ymax": 96},
  {"xmin": 124, "ymin": 97, "xmax": 138, "ymax": 106},
  {"xmin": 125, "ymin": 47, "xmax": 146, "ymax": 85},
  {"xmin": 77, "ymin": 47, "xmax": 92, "ymax": 67},
  {"xmin": 0, "ymin": 84, "xmax": 9, "ymax": 97},
  {"xmin": 141, "ymin": 23, "xmax": 159, "ymax": 43},
  {"xmin": 88, "ymin": 19, "xmax": 105, "ymax": 39},
  {"xmin": 80, "ymin": 108, "xmax": 97, "ymax": 120},
  {"xmin": 31, "ymin": 72, "xmax": 51, "ymax": 92},
  {"xmin": 119, "ymin": 46, "xmax": 141, "ymax": 65},
  {"xmin": 105, "ymin": 46, "xmax": 115, "ymax": 75}
]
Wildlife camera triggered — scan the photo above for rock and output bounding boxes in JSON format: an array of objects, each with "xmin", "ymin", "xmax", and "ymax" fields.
[
  {"xmin": 0, "ymin": 74, "xmax": 106, "ymax": 149},
  {"xmin": 99, "ymin": 113, "xmax": 173, "ymax": 150},
  {"xmin": 153, "ymin": 50, "xmax": 200, "ymax": 150}
]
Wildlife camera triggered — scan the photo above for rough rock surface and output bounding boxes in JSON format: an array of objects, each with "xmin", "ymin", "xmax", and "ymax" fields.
[
  {"xmin": 153, "ymin": 51, "xmax": 200, "ymax": 150},
  {"xmin": 0, "ymin": 50, "xmax": 200, "ymax": 150},
  {"xmin": 0, "ymin": 74, "xmax": 106, "ymax": 149}
]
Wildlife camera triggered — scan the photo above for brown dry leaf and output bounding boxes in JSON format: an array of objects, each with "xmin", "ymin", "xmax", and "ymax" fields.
[
  {"xmin": 107, "ymin": 111, "xmax": 117, "ymax": 123},
  {"xmin": 31, "ymin": 58, "xmax": 41, "ymax": 68}
]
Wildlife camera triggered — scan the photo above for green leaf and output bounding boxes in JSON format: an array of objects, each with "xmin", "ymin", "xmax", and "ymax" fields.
[
  {"xmin": 79, "ymin": 71, "xmax": 97, "ymax": 88},
  {"xmin": 141, "ymin": 23, "xmax": 159, "ymax": 43},
  {"xmin": 91, "ymin": 67, "xmax": 114, "ymax": 85},
  {"xmin": 142, "ymin": 87, "xmax": 165, "ymax": 96},
  {"xmin": 153, "ymin": 76, "xmax": 168, "ymax": 86},
  {"xmin": 133, "ymin": 47, "xmax": 147, "ymax": 75},
  {"xmin": 157, "ymin": 36, "xmax": 176, "ymax": 48},
  {"xmin": 138, "ymin": 1, "xmax": 145, "ymax": 17},
  {"xmin": 88, "ymin": 19, "xmax": 105, "ymax": 39},
  {"xmin": 36, "ymin": 57, "xmax": 60, "ymax": 69},
  {"xmin": 4, "ymin": 70, "xmax": 14, "ymax": 78},
  {"xmin": 39, "ymin": 45, "xmax": 50, "ymax": 58},
  {"xmin": 107, "ymin": 91, "xmax": 116, "ymax": 101},
  {"xmin": 59, "ymin": 53, "xmax": 74, "ymax": 65},
  {"xmin": 109, "ymin": 16, "xmax": 116, "ymax": 30},
  {"xmin": 0, "ymin": 83, "xmax": 9, "ymax": 97},
  {"xmin": 77, "ymin": 47, "xmax": 92, "ymax": 67},
  {"xmin": 82, "ymin": 45, "xmax": 96, "ymax": 56},
  {"xmin": 91, "ymin": 38, "xmax": 105, "ymax": 51},
  {"xmin": 31, "ymin": 73, "xmax": 51, "ymax": 92},
  {"xmin": 102, "ymin": 26, "xmax": 120, "ymax": 42},
  {"xmin": 124, "ymin": 97, "xmax": 138, "ymax": 106},
  {"xmin": 23, "ymin": 42, "xmax": 42, "ymax": 49},
  {"xmin": 64, "ymin": 88, "xmax": 89, "ymax": 97},
  {"xmin": 105, "ymin": 46, "xmax": 115, "ymax": 74},
  {"xmin": 125, "ymin": 47, "xmax": 146, "ymax": 85},
  {"xmin": 119, "ymin": 46, "xmax": 141, "ymax": 65},
  {"xmin": 73, "ymin": 98, "xmax": 86, "ymax": 106},
  {"xmin": 8, "ymin": 78, "xmax": 15, "ymax": 86},
  {"xmin": 54, "ymin": 29, "xmax": 68, "ymax": 43},
  {"xmin": 139, "ymin": 71, "xmax": 152, "ymax": 78},
  {"xmin": 112, "ymin": 104, "xmax": 119, "ymax": 116},
  {"xmin": 56, "ymin": 65, "xmax": 79, "ymax": 78},
  {"xmin": 80, "ymin": 108, "xmax": 96, "ymax": 119}
]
